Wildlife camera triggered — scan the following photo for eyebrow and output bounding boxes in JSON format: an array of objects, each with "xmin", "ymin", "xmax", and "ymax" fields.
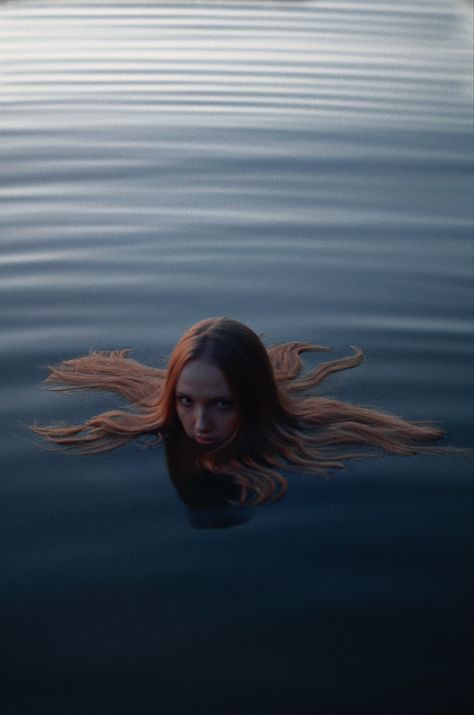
[{"xmin": 175, "ymin": 391, "xmax": 234, "ymax": 402}]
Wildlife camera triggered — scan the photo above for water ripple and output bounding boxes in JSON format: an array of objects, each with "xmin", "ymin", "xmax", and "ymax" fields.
[
  {"xmin": 0, "ymin": 0, "xmax": 472, "ymax": 416},
  {"xmin": 1, "ymin": 1, "xmax": 471, "ymax": 127}
]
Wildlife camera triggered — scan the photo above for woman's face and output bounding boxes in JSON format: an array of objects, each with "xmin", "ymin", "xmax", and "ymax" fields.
[{"xmin": 175, "ymin": 359, "xmax": 239, "ymax": 447}]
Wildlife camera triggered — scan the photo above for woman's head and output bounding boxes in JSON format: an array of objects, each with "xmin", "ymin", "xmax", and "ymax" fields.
[
  {"xmin": 161, "ymin": 317, "xmax": 286, "ymax": 450},
  {"xmin": 33, "ymin": 316, "xmax": 449, "ymax": 505}
]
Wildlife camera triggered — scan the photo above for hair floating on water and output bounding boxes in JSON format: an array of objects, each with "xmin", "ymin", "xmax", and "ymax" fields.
[{"xmin": 33, "ymin": 317, "xmax": 445, "ymax": 505}]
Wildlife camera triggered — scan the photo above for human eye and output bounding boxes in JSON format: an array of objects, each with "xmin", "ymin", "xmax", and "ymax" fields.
[
  {"xmin": 177, "ymin": 395, "xmax": 193, "ymax": 407},
  {"xmin": 217, "ymin": 399, "xmax": 235, "ymax": 410}
]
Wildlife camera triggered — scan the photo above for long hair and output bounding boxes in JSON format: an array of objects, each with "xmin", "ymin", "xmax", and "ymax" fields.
[{"xmin": 32, "ymin": 317, "xmax": 445, "ymax": 505}]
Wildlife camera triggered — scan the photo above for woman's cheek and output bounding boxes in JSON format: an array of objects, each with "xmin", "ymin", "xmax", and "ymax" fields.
[{"xmin": 176, "ymin": 403, "xmax": 191, "ymax": 430}]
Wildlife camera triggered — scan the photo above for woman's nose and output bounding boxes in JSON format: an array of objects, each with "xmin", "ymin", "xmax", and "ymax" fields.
[{"xmin": 195, "ymin": 407, "xmax": 212, "ymax": 432}]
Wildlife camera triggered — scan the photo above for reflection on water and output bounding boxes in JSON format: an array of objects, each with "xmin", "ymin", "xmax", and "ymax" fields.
[
  {"xmin": 1, "ymin": 0, "xmax": 473, "ymax": 713},
  {"xmin": 165, "ymin": 434, "xmax": 254, "ymax": 529}
]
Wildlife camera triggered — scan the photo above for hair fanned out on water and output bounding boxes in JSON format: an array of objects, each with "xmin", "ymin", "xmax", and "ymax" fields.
[{"xmin": 32, "ymin": 317, "xmax": 446, "ymax": 505}]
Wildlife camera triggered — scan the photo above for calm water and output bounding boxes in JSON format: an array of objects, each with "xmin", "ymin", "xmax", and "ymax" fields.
[{"xmin": 1, "ymin": 0, "xmax": 473, "ymax": 712}]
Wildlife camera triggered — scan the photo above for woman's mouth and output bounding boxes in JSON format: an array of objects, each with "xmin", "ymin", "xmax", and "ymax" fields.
[{"xmin": 194, "ymin": 434, "xmax": 219, "ymax": 445}]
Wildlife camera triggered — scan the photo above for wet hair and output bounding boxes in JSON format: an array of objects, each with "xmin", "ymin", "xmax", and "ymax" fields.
[{"xmin": 33, "ymin": 317, "xmax": 445, "ymax": 505}]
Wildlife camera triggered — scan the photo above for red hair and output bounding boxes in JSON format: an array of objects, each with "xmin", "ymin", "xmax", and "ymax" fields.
[{"xmin": 33, "ymin": 317, "xmax": 445, "ymax": 504}]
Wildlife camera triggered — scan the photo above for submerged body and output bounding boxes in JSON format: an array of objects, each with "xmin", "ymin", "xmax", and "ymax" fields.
[{"xmin": 33, "ymin": 317, "xmax": 445, "ymax": 505}]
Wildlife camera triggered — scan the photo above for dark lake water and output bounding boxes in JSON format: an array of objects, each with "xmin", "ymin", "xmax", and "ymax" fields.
[{"xmin": 1, "ymin": 0, "xmax": 473, "ymax": 712}]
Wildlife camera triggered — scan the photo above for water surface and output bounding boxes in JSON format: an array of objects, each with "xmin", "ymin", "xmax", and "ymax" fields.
[{"xmin": 1, "ymin": 1, "xmax": 473, "ymax": 712}]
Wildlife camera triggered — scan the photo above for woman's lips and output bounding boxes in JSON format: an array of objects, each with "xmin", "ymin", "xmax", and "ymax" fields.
[{"xmin": 194, "ymin": 434, "xmax": 219, "ymax": 445}]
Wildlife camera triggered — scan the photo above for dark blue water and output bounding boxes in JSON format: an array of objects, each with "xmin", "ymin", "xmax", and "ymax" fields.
[{"xmin": 1, "ymin": 1, "xmax": 473, "ymax": 712}]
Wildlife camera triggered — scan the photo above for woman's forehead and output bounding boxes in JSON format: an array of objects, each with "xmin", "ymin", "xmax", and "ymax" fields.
[{"xmin": 176, "ymin": 359, "xmax": 232, "ymax": 397}]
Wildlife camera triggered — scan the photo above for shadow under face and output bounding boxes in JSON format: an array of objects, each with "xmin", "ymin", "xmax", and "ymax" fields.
[{"xmin": 165, "ymin": 434, "xmax": 254, "ymax": 530}]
